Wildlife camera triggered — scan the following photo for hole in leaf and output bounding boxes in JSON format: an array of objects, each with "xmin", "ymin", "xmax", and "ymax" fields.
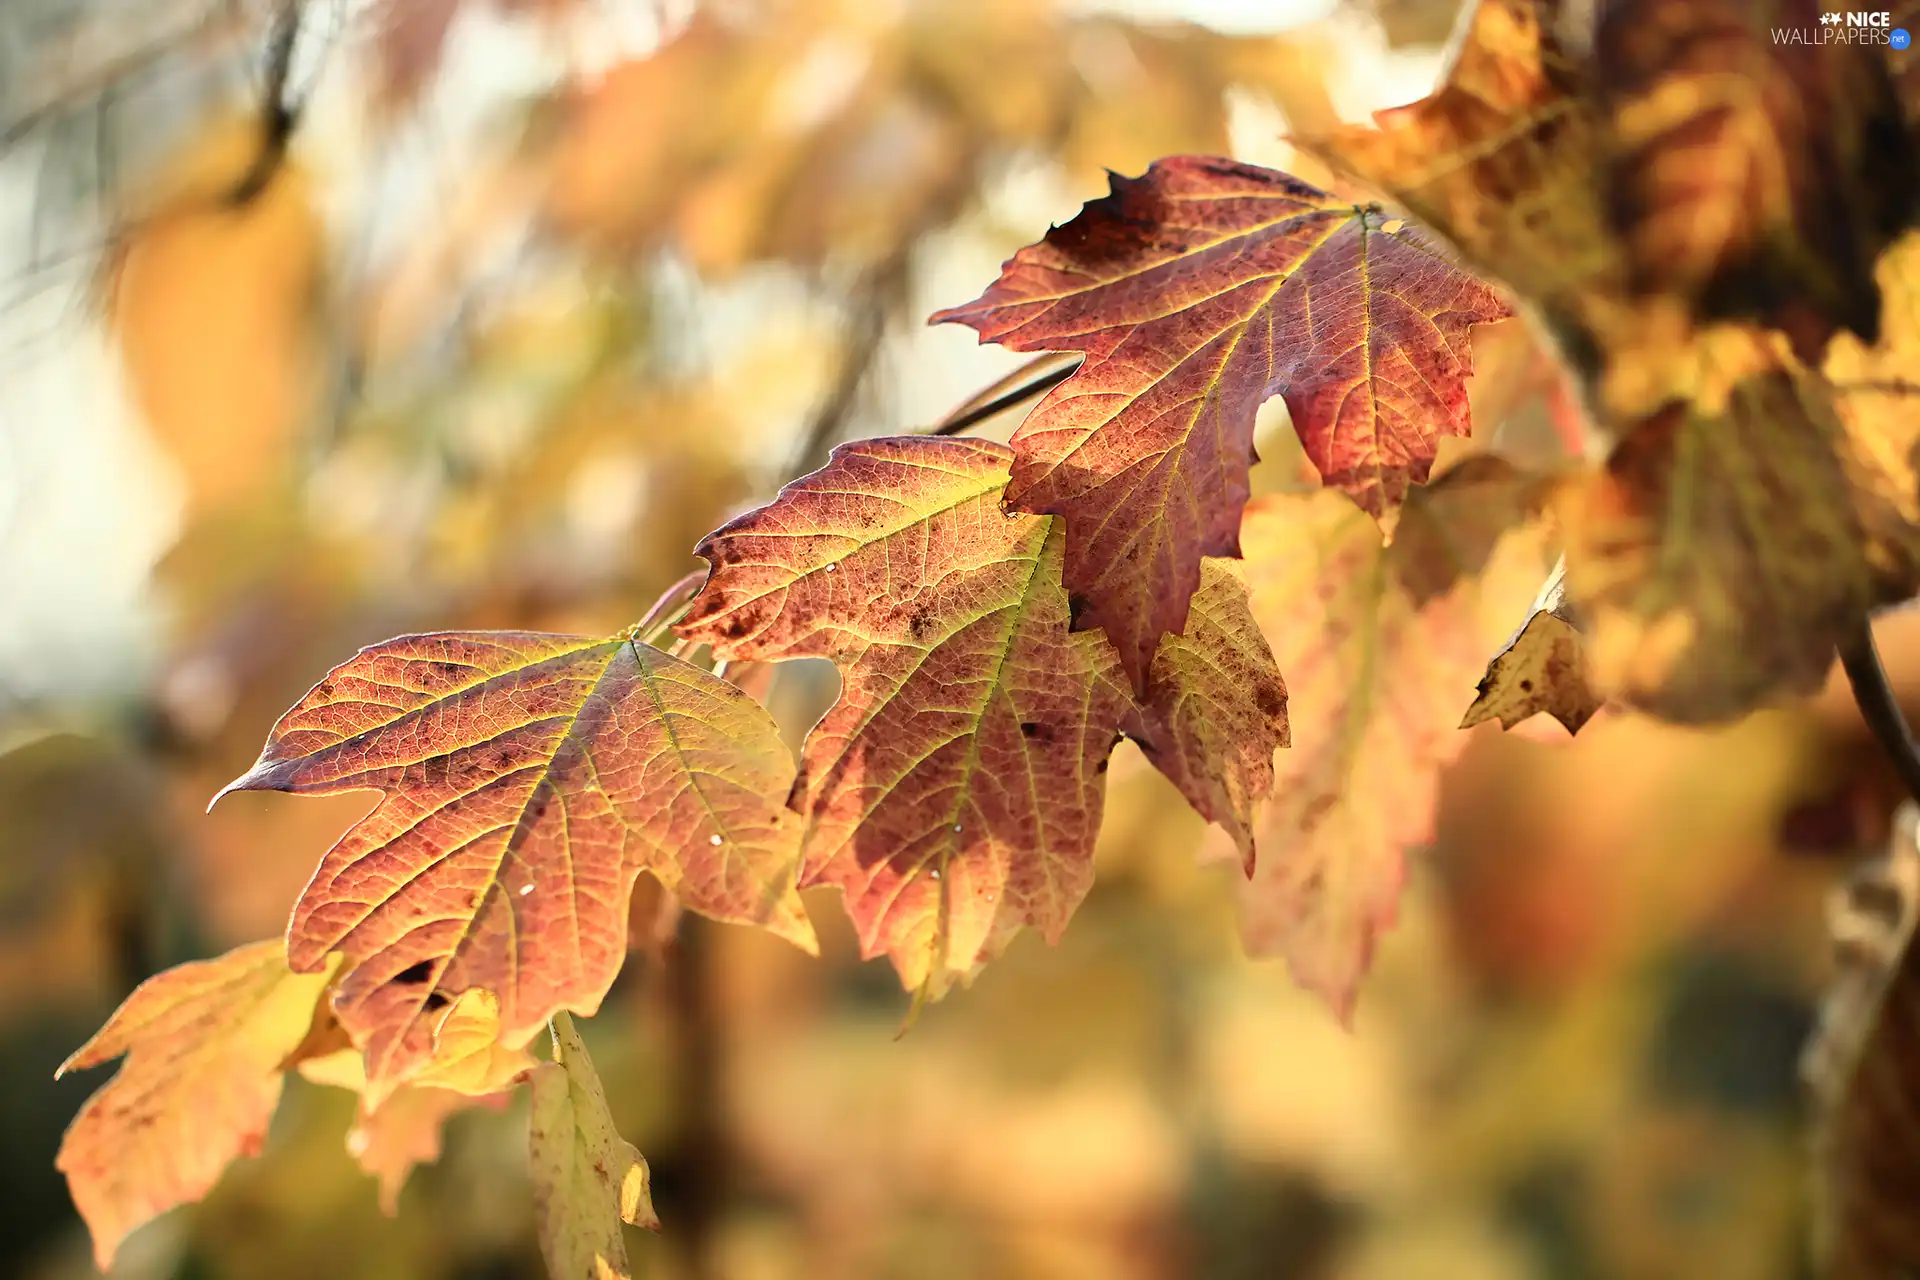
[{"xmin": 394, "ymin": 960, "xmax": 434, "ymax": 985}]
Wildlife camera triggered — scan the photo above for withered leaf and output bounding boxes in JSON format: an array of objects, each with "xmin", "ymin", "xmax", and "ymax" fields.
[
  {"xmin": 217, "ymin": 632, "xmax": 811, "ymax": 1092},
  {"xmin": 529, "ymin": 1012, "xmax": 659, "ymax": 1280},
  {"xmin": 1557, "ymin": 326, "xmax": 1920, "ymax": 721},
  {"xmin": 1460, "ymin": 558, "xmax": 1604, "ymax": 735},
  {"xmin": 933, "ymin": 155, "xmax": 1510, "ymax": 687},
  {"xmin": 1301, "ymin": 0, "xmax": 1920, "ymax": 393}
]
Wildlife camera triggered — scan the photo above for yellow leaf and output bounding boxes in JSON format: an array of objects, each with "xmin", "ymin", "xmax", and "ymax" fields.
[
  {"xmin": 55, "ymin": 941, "xmax": 338, "ymax": 1269},
  {"xmin": 529, "ymin": 1013, "xmax": 659, "ymax": 1280},
  {"xmin": 110, "ymin": 115, "xmax": 320, "ymax": 510}
]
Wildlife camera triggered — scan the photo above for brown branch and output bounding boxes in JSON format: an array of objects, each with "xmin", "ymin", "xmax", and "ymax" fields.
[
  {"xmin": 1840, "ymin": 617, "xmax": 1920, "ymax": 803},
  {"xmin": 224, "ymin": 0, "xmax": 306, "ymax": 207}
]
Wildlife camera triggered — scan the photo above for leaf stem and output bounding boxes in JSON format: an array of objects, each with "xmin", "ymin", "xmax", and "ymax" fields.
[{"xmin": 1839, "ymin": 618, "xmax": 1920, "ymax": 802}]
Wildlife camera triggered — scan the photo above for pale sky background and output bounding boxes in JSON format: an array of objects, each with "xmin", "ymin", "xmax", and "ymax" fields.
[{"xmin": 0, "ymin": 0, "xmax": 1445, "ymax": 723}]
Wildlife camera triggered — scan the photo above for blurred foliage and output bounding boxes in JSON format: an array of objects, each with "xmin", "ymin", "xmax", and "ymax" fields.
[{"xmin": 0, "ymin": 0, "xmax": 1904, "ymax": 1277}]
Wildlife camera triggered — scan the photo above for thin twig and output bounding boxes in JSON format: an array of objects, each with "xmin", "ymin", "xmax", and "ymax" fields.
[
  {"xmin": 785, "ymin": 248, "xmax": 914, "ymax": 476},
  {"xmin": 929, "ymin": 355, "xmax": 1080, "ymax": 437},
  {"xmin": 1840, "ymin": 617, "xmax": 1920, "ymax": 802},
  {"xmin": 225, "ymin": 0, "xmax": 306, "ymax": 207}
]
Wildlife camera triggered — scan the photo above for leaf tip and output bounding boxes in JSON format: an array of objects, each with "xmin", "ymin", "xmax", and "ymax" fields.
[{"xmin": 207, "ymin": 757, "xmax": 278, "ymax": 812}]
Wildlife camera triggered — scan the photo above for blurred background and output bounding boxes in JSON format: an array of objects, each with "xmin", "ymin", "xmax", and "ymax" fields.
[{"xmin": 0, "ymin": 0, "xmax": 1909, "ymax": 1277}]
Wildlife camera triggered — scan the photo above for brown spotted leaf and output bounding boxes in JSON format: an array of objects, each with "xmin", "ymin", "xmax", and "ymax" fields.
[
  {"xmin": 55, "ymin": 941, "xmax": 337, "ymax": 1269},
  {"xmin": 1239, "ymin": 457, "xmax": 1552, "ymax": 1018},
  {"xmin": 932, "ymin": 155, "xmax": 1510, "ymax": 687},
  {"xmin": 217, "ymin": 632, "xmax": 811, "ymax": 1093},
  {"xmin": 1460, "ymin": 559, "xmax": 1604, "ymax": 735},
  {"xmin": 678, "ymin": 436, "xmax": 1136, "ymax": 998},
  {"xmin": 529, "ymin": 1012, "xmax": 659, "ymax": 1280},
  {"xmin": 1126, "ymin": 559, "xmax": 1290, "ymax": 871}
]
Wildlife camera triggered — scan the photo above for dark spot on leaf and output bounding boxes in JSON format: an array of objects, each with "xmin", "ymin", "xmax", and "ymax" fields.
[
  {"xmin": 909, "ymin": 610, "xmax": 935, "ymax": 641},
  {"xmin": 435, "ymin": 661, "xmax": 464, "ymax": 677},
  {"xmin": 1019, "ymin": 721, "xmax": 1052, "ymax": 741},
  {"xmin": 423, "ymin": 991, "xmax": 450, "ymax": 1012},
  {"xmin": 394, "ymin": 960, "xmax": 434, "ymax": 985},
  {"xmin": 1519, "ymin": 678, "xmax": 1533, "ymax": 691},
  {"xmin": 1255, "ymin": 684, "xmax": 1284, "ymax": 717}
]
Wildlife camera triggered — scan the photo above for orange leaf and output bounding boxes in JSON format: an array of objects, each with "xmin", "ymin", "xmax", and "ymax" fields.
[
  {"xmin": 111, "ymin": 117, "xmax": 320, "ymax": 510},
  {"xmin": 353, "ymin": 1086, "xmax": 513, "ymax": 1216},
  {"xmin": 678, "ymin": 437, "xmax": 1135, "ymax": 998},
  {"xmin": 1238, "ymin": 458, "xmax": 1551, "ymax": 1018},
  {"xmin": 218, "ymin": 632, "xmax": 811, "ymax": 1092},
  {"xmin": 55, "ymin": 941, "xmax": 337, "ymax": 1269},
  {"xmin": 679, "ymin": 435, "xmax": 1288, "ymax": 995}
]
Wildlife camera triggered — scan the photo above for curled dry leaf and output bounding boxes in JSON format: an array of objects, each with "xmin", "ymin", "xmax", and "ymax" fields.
[
  {"xmin": 1556, "ymin": 325, "xmax": 1920, "ymax": 721},
  {"xmin": 55, "ymin": 941, "xmax": 338, "ymax": 1269},
  {"xmin": 1804, "ymin": 803, "xmax": 1920, "ymax": 1277},
  {"xmin": 677, "ymin": 436, "xmax": 1286, "ymax": 998},
  {"xmin": 933, "ymin": 155, "xmax": 1510, "ymax": 687},
  {"xmin": 1460, "ymin": 558, "xmax": 1604, "ymax": 735},
  {"xmin": 1238, "ymin": 456, "xmax": 1552, "ymax": 1018},
  {"xmin": 529, "ymin": 1012, "xmax": 660, "ymax": 1280},
  {"xmin": 1299, "ymin": 0, "xmax": 1919, "ymax": 397},
  {"xmin": 216, "ymin": 632, "xmax": 812, "ymax": 1093},
  {"xmin": 1298, "ymin": 0, "xmax": 1920, "ymax": 722}
]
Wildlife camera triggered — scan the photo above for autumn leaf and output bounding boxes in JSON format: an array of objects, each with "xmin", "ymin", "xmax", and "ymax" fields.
[
  {"xmin": 299, "ymin": 1043, "xmax": 515, "ymax": 1216},
  {"xmin": 1556, "ymin": 325, "xmax": 1920, "ymax": 721},
  {"xmin": 1238, "ymin": 456, "xmax": 1551, "ymax": 1017},
  {"xmin": 933, "ymin": 155, "xmax": 1510, "ymax": 687},
  {"xmin": 1460, "ymin": 559, "xmax": 1604, "ymax": 736},
  {"xmin": 54, "ymin": 941, "xmax": 337, "ymax": 1269},
  {"xmin": 1126, "ymin": 559, "xmax": 1290, "ymax": 870},
  {"xmin": 298, "ymin": 987, "xmax": 534, "ymax": 1108},
  {"xmin": 1300, "ymin": 0, "xmax": 1919, "ymax": 396},
  {"xmin": 1592, "ymin": 0, "xmax": 1919, "ymax": 357},
  {"xmin": 677, "ymin": 436, "xmax": 1137, "ymax": 997},
  {"xmin": 530, "ymin": 1012, "xmax": 659, "ymax": 1280},
  {"xmin": 216, "ymin": 632, "xmax": 812, "ymax": 1092},
  {"xmin": 111, "ymin": 115, "xmax": 321, "ymax": 512},
  {"xmin": 357, "ymin": 1087, "xmax": 514, "ymax": 1216},
  {"xmin": 1803, "ymin": 802, "xmax": 1920, "ymax": 1278},
  {"xmin": 296, "ymin": 993, "xmax": 526, "ymax": 1212}
]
